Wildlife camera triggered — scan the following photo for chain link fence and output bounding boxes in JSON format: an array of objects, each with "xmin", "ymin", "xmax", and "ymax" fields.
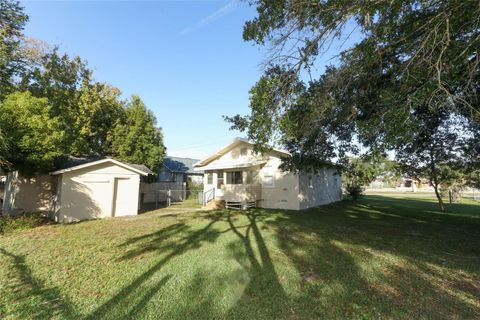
[{"xmin": 139, "ymin": 189, "xmax": 190, "ymax": 212}]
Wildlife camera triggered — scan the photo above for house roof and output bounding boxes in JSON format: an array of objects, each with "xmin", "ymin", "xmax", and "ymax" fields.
[
  {"xmin": 193, "ymin": 138, "xmax": 290, "ymax": 168},
  {"xmin": 163, "ymin": 156, "xmax": 203, "ymax": 174},
  {"xmin": 50, "ymin": 157, "xmax": 153, "ymax": 176},
  {"xmin": 198, "ymin": 160, "xmax": 267, "ymax": 171}
]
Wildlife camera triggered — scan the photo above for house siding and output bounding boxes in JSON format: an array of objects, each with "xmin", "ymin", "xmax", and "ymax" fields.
[
  {"xmin": 257, "ymin": 155, "xmax": 300, "ymax": 210},
  {"xmin": 2, "ymin": 171, "xmax": 55, "ymax": 214},
  {"xmin": 298, "ymin": 168, "xmax": 342, "ymax": 210}
]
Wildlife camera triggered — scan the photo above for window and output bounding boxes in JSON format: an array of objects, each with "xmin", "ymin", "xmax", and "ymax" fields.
[
  {"xmin": 308, "ymin": 176, "xmax": 313, "ymax": 188},
  {"xmin": 207, "ymin": 173, "xmax": 213, "ymax": 184},
  {"xmin": 240, "ymin": 147, "xmax": 247, "ymax": 156},
  {"xmin": 262, "ymin": 173, "xmax": 275, "ymax": 187},
  {"xmin": 227, "ymin": 171, "xmax": 243, "ymax": 184},
  {"xmin": 217, "ymin": 171, "xmax": 224, "ymax": 189}
]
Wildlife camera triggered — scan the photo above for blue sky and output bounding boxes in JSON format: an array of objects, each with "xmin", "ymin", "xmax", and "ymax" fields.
[{"xmin": 21, "ymin": 0, "xmax": 359, "ymax": 160}]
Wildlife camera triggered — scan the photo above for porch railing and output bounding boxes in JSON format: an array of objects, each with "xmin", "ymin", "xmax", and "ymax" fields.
[{"xmin": 199, "ymin": 187, "xmax": 215, "ymax": 205}]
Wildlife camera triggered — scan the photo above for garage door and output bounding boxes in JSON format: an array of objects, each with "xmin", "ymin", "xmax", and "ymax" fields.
[{"xmin": 113, "ymin": 178, "xmax": 131, "ymax": 216}]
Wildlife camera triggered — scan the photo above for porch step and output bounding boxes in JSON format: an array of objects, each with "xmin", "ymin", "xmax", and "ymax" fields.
[
  {"xmin": 225, "ymin": 201, "xmax": 257, "ymax": 210},
  {"xmin": 202, "ymin": 199, "xmax": 225, "ymax": 210}
]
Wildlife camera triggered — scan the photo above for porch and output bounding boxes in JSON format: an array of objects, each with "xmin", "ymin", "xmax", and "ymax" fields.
[{"xmin": 203, "ymin": 167, "xmax": 263, "ymax": 208}]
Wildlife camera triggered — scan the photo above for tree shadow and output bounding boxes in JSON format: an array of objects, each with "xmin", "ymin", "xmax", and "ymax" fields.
[
  {"xmin": 85, "ymin": 213, "xmax": 225, "ymax": 319},
  {"xmin": 266, "ymin": 197, "xmax": 480, "ymax": 318},
  {"xmin": 0, "ymin": 248, "xmax": 78, "ymax": 319},
  {"xmin": 223, "ymin": 210, "xmax": 292, "ymax": 318},
  {"xmin": 77, "ymin": 195, "xmax": 479, "ymax": 318}
]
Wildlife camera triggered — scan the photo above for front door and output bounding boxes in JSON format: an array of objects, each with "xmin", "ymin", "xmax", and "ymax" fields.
[
  {"xmin": 216, "ymin": 171, "xmax": 225, "ymax": 199},
  {"xmin": 112, "ymin": 178, "xmax": 131, "ymax": 216}
]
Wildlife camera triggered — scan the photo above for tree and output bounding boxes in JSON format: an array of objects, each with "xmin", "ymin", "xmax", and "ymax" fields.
[
  {"xmin": 19, "ymin": 47, "xmax": 92, "ymax": 153},
  {"xmin": 0, "ymin": 92, "xmax": 65, "ymax": 176},
  {"xmin": 73, "ymin": 82, "xmax": 125, "ymax": 156},
  {"xmin": 0, "ymin": 0, "xmax": 28, "ymax": 99},
  {"xmin": 342, "ymin": 157, "xmax": 377, "ymax": 200},
  {"xmin": 0, "ymin": 128, "xmax": 9, "ymax": 167},
  {"xmin": 108, "ymin": 95, "xmax": 165, "ymax": 172},
  {"xmin": 231, "ymin": 0, "xmax": 480, "ymax": 154},
  {"xmin": 242, "ymin": 0, "xmax": 480, "ymax": 123},
  {"xmin": 395, "ymin": 106, "xmax": 467, "ymax": 211},
  {"xmin": 227, "ymin": 0, "xmax": 479, "ymax": 210}
]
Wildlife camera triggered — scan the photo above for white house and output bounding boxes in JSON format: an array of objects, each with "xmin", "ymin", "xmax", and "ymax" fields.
[
  {"xmin": 2, "ymin": 158, "xmax": 152, "ymax": 222},
  {"xmin": 193, "ymin": 138, "xmax": 342, "ymax": 210}
]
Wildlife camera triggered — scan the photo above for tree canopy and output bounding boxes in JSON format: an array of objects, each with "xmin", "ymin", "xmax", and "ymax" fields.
[
  {"xmin": 0, "ymin": 92, "xmax": 65, "ymax": 175},
  {"xmin": 227, "ymin": 0, "xmax": 480, "ymax": 209},
  {"xmin": 0, "ymin": 0, "xmax": 165, "ymax": 175},
  {"xmin": 108, "ymin": 96, "xmax": 166, "ymax": 173},
  {"xmin": 0, "ymin": 0, "xmax": 28, "ymax": 98}
]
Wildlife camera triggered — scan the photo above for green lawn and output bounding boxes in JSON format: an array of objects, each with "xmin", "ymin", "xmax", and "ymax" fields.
[{"xmin": 1, "ymin": 195, "xmax": 479, "ymax": 319}]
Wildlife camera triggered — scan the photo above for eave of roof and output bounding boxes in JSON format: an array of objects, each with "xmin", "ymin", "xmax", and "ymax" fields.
[
  {"xmin": 194, "ymin": 160, "xmax": 267, "ymax": 171},
  {"xmin": 193, "ymin": 138, "xmax": 290, "ymax": 168},
  {"xmin": 50, "ymin": 158, "xmax": 152, "ymax": 176}
]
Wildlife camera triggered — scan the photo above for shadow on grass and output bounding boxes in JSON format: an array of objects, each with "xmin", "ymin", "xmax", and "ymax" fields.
[
  {"xmin": 223, "ymin": 210, "xmax": 291, "ymax": 318},
  {"xmin": 265, "ymin": 196, "xmax": 480, "ymax": 317},
  {"xmin": 0, "ymin": 248, "xmax": 78, "ymax": 319},
  {"xmin": 85, "ymin": 212, "xmax": 226, "ymax": 319},
  {"xmin": 88, "ymin": 196, "xmax": 479, "ymax": 318}
]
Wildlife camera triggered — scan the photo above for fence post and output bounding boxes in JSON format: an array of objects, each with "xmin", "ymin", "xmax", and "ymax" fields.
[
  {"xmin": 167, "ymin": 189, "xmax": 171, "ymax": 207},
  {"xmin": 155, "ymin": 190, "xmax": 158, "ymax": 209}
]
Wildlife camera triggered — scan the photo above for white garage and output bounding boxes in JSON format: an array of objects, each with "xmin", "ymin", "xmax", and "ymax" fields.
[{"xmin": 50, "ymin": 158, "xmax": 152, "ymax": 223}]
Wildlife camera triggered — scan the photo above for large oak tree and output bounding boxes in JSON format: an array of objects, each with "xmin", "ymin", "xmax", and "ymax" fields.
[{"xmin": 227, "ymin": 0, "xmax": 480, "ymax": 210}]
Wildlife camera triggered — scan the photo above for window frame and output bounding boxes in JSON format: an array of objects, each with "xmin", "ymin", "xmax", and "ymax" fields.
[
  {"xmin": 262, "ymin": 172, "xmax": 275, "ymax": 188},
  {"xmin": 217, "ymin": 171, "xmax": 224, "ymax": 189},
  {"xmin": 226, "ymin": 171, "xmax": 243, "ymax": 185}
]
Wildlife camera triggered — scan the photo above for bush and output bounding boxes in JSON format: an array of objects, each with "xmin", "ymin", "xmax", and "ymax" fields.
[
  {"xmin": 0, "ymin": 212, "xmax": 50, "ymax": 234},
  {"xmin": 345, "ymin": 184, "xmax": 364, "ymax": 201},
  {"xmin": 440, "ymin": 184, "xmax": 465, "ymax": 203}
]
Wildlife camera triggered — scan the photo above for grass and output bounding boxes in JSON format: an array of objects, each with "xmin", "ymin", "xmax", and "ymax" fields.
[
  {"xmin": 169, "ymin": 197, "xmax": 202, "ymax": 209},
  {"xmin": 0, "ymin": 195, "xmax": 479, "ymax": 319}
]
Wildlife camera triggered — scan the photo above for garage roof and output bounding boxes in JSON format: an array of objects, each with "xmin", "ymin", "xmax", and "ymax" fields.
[{"xmin": 50, "ymin": 158, "xmax": 153, "ymax": 176}]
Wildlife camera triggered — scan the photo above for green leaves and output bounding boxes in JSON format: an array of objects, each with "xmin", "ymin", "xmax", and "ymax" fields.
[
  {"xmin": 232, "ymin": 0, "xmax": 479, "ymax": 178},
  {"xmin": 0, "ymin": 92, "xmax": 65, "ymax": 176},
  {"xmin": 73, "ymin": 83, "xmax": 124, "ymax": 156},
  {"xmin": 108, "ymin": 96, "xmax": 165, "ymax": 173},
  {"xmin": 0, "ymin": 3, "xmax": 165, "ymax": 175},
  {"xmin": 0, "ymin": 0, "xmax": 28, "ymax": 98}
]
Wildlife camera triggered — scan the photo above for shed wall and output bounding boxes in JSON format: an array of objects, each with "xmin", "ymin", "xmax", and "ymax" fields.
[{"xmin": 56, "ymin": 162, "xmax": 140, "ymax": 223}]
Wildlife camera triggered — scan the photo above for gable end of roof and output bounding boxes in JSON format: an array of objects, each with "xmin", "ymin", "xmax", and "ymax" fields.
[{"xmin": 50, "ymin": 158, "xmax": 153, "ymax": 176}]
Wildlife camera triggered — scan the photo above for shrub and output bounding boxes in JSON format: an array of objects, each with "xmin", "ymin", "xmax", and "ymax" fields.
[
  {"xmin": 0, "ymin": 212, "xmax": 50, "ymax": 234},
  {"xmin": 345, "ymin": 184, "xmax": 364, "ymax": 201}
]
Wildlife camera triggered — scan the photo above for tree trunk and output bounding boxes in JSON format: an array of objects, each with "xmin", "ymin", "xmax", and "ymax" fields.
[
  {"xmin": 428, "ymin": 149, "xmax": 444, "ymax": 212},
  {"xmin": 433, "ymin": 184, "xmax": 445, "ymax": 212}
]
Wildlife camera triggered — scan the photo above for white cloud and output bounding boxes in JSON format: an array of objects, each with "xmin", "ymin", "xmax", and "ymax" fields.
[{"xmin": 180, "ymin": 1, "xmax": 239, "ymax": 35}]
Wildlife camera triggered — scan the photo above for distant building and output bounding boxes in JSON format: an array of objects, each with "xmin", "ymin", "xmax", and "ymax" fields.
[{"xmin": 158, "ymin": 156, "xmax": 204, "ymax": 184}]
